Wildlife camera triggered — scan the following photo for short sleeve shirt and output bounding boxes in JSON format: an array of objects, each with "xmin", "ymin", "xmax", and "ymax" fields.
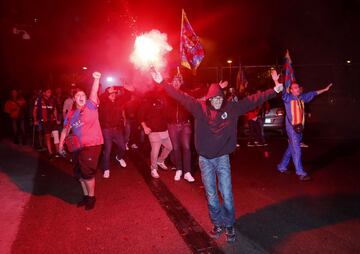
[
  {"xmin": 34, "ymin": 97, "xmax": 56, "ymax": 122},
  {"xmin": 64, "ymin": 100, "xmax": 103, "ymax": 147}
]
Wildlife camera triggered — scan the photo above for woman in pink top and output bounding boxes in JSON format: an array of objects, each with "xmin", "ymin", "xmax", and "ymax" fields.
[{"xmin": 59, "ymin": 72, "xmax": 104, "ymax": 210}]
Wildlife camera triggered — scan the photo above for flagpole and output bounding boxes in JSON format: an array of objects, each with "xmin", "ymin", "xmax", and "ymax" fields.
[
  {"xmin": 181, "ymin": 9, "xmax": 185, "ymax": 33},
  {"xmin": 180, "ymin": 9, "xmax": 184, "ymax": 67}
]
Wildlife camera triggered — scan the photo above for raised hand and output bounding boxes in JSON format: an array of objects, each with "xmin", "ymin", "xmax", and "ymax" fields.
[
  {"xmin": 271, "ymin": 69, "xmax": 280, "ymax": 82},
  {"xmin": 324, "ymin": 83, "xmax": 333, "ymax": 91},
  {"xmin": 219, "ymin": 80, "xmax": 228, "ymax": 89},
  {"xmin": 93, "ymin": 72, "xmax": 101, "ymax": 79},
  {"xmin": 151, "ymin": 69, "xmax": 163, "ymax": 84},
  {"xmin": 317, "ymin": 83, "xmax": 333, "ymax": 95}
]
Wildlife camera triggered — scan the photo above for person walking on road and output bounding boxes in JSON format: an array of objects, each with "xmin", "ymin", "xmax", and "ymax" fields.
[
  {"xmin": 59, "ymin": 72, "xmax": 104, "ymax": 210},
  {"xmin": 33, "ymin": 88, "xmax": 60, "ymax": 159},
  {"xmin": 151, "ymin": 69, "xmax": 283, "ymax": 243},
  {"xmin": 271, "ymin": 69, "xmax": 332, "ymax": 181},
  {"xmin": 139, "ymin": 86, "xmax": 173, "ymax": 179},
  {"xmin": 167, "ymin": 74, "xmax": 195, "ymax": 183},
  {"xmin": 4, "ymin": 89, "xmax": 27, "ymax": 145},
  {"xmin": 99, "ymin": 85, "xmax": 132, "ymax": 179}
]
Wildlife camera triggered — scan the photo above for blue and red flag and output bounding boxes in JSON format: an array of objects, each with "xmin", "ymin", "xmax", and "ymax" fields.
[
  {"xmin": 180, "ymin": 9, "xmax": 205, "ymax": 73},
  {"xmin": 284, "ymin": 50, "xmax": 296, "ymax": 90}
]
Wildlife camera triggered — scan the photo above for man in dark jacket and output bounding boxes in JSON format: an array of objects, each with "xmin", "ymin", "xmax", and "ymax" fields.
[
  {"xmin": 152, "ymin": 70, "xmax": 283, "ymax": 243},
  {"xmin": 167, "ymin": 74, "xmax": 195, "ymax": 182},
  {"xmin": 139, "ymin": 86, "xmax": 173, "ymax": 179},
  {"xmin": 99, "ymin": 86, "xmax": 131, "ymax": 178}
]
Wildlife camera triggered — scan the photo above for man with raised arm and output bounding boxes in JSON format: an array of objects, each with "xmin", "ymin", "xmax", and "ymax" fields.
[
  {"xmin": 59, "ymin": 72, "xmax": 103, "ymax": 210},
  {"xmin": 271, "ymin": 69, "xmax": 332, "ymax": 181},
  {"xmin": 151, "ymin": 70, "xmax": 283, "ymax": 243}
]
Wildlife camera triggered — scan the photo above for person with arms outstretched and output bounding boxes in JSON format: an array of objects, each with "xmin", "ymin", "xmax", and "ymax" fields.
[
  {"xmin": 151, "ymin": 69, "xmax": 283, "ymax": 243},
  {"xmin": 271, "ymin": 69, "xmax": 332, "ymax": 181}
]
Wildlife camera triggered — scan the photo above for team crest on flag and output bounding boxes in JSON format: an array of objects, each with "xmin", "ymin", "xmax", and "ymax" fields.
[{"xmin": 180, "ymin": 9, "xmax": 205, "ymax": 73}]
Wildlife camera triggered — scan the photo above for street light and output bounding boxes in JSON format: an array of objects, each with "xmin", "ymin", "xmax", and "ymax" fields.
[
  {"xmin": 227, "ymin": 60, "xmax": 232, "ymax": 86},
  {"xmin": 13, "ymin": 27, "xmax": 31, "ymax": 40}
]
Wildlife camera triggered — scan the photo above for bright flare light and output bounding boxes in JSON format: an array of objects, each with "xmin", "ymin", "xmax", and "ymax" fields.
[
  {"xmin": 130, "ymin": 29, "xmax": 172, "ymax": 72},
  {"xmin": 106, "ymin": 76, "xmax": 114, "ymax": 83}
]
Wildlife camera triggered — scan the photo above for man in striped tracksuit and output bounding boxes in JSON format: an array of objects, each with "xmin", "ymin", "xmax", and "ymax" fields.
[{"xmin": 272, "ymin": 70, "xmax": 332, "ymax": 181}]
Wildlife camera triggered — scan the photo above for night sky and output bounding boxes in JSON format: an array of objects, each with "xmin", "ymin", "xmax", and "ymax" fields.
[{"xmin": 1, "ymin": 0, "xmax": 359, "ymax": 86}]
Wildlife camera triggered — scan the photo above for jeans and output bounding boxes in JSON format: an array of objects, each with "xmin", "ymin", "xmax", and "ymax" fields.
[
  {"xmin": 199, "ymin": 154, "xmax": 235, "ymax": 227},
  {"xmin": 102, "ymin": 128, "xmax": 126, "ymax": 171},
  {"xmin": 277, "ymin": 122, "xmax": 307, "ymax": 176},
  {"xmin": 168, "ymin": 122, "xmax": 192, "ymax": 173},
  {"xmin": 148, "ymin": 131, "xmax": 173, "ymax": 170}
]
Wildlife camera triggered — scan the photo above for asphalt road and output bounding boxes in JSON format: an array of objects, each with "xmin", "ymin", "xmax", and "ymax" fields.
[{"xmin": 0, "ymin": 136, "xmax": 359, "ymax": 254}]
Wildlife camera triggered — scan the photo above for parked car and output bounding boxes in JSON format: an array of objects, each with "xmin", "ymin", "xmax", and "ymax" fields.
[{"xmin": 263, "ymin": 98, "xmax": 285, "ymax": 135}]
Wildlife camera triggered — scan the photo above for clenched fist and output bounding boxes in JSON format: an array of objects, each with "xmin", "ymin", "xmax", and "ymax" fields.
[{"xmin": 93, "ymin": 72, "xmax": 101, "ymax": 79}]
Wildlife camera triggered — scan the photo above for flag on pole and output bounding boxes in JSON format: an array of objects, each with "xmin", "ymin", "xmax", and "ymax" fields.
[
  {"xmin": 284, "ymin": 50, "xmax": 295, "ymax": 90},
  {"xmin": 236, "ymin": 67, "xmax": 248, "ymax": 93},
  {"xmin": 180, "ymin": 9, "xmax": 205, "ymax": 73}
]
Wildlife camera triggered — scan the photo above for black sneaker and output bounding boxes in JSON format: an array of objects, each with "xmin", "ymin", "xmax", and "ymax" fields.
[
  {"xmin": 85, "ymin": 196, "xmax": 96, "ymax": 210},
  {"xmin": 299, "ymin": 175, "xmax": 311, "ymax": 181},
  {"xmin": 77, "ymin": 195, "xmax": 89, "ymax": 207},
  {"xmin": 209, "ymin": 225, "xmax": 224, "ymax": 239},
  {"xmin": 279, "ymin": 169, "xmax": 291, "ymax": 175},
  {"xmin": 225, "ymin": 226, "xmax": 236, "ymax": 243}
]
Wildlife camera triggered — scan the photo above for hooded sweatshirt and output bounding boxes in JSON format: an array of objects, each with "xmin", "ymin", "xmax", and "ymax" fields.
[{"xmin": 163, "ymin": 82, "xmax": 277, "ymax": 159}]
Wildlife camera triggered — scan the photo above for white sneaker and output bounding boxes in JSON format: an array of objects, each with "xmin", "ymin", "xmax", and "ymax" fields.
[
  {"xmin": 157, "ymin": 161, "xmax": 168, "ymax": 170},
  {"xmin": 115, "ymin": 156, "xmax": 127, "ymax": 167},
  {"xmin": 151, "ymin": 169, "xmax": 160, "ymax": 178},
  {"xmin": 184, "ymin": 172, "xmax": 195, "ymax": 183},
  {"xmin": 103, "ymin": 170, "xmax": 110, "ymax": 178},
  {"xmin": 174, "ymin": 170, "xmax": 182, "ymax": 181}
]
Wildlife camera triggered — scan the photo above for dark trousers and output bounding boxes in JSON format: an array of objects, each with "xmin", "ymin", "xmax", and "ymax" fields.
[
  {"xmin": 102, "ymin": 128, "xmax": 126, "ymax": 171},
  {"xmin": 73, "ymin": 145, "xmax": 102, "ymax": 180},
  {"xmin": 11, "ymin": 118, "xmax": 26, "ymax": 144},
  {"xmin": 124, "ymin": 119, "xmax": 141, "ymax": 145},
  {"xmin": 168, "ymin": 123, "xmax": 192, "ymax": 173},
  {"xmin": 248, "ymin": 119, "xmax": 265, "ymax": 143}
]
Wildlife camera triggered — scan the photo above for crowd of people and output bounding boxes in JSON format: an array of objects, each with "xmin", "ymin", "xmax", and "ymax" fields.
[{"xmin": 2, "ymin": 67, "xmax": 332, "ymax": 243}]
